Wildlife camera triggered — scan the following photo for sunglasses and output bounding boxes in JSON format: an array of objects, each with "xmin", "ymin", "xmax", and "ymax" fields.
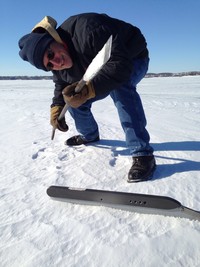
[{"xmin": 46, "ymin": 48, "xmax": 55, "ymax": 70}]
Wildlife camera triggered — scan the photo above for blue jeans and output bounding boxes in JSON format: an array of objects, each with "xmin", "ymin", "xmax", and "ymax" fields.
[{"xmin": 68, "ymin": 57, "xmax": 154, "ymax": 156}]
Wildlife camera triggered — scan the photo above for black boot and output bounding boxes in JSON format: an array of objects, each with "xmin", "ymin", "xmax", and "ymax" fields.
[
  {"xmin": 128, "ymin": 155, "xmax": 156, "ymax": 183},
  {"xmin": 65, "ymin": 135, "xmax": 100, "ymax": 146}
]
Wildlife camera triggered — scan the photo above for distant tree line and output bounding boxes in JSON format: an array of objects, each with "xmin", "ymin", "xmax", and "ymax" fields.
[
  {"xmin": 0, "ymin": 76, "xmax": 53, "ymax": 80},
  {"xmin": 0, "ymin": 71, "xmax": 200, "ymax": 80},
  {"xmin": 145, "ymin": 71, "xmax": 200, "ymax": 78}
]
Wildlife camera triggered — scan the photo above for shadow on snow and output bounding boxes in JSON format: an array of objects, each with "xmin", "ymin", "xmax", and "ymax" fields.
[{"xmin": 93, "ymin": 139, "xmax": 200, "ymax": 180}]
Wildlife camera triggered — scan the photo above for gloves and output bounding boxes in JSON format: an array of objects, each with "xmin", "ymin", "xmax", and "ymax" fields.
[
  {"xmin": 50, "ymin": 106, "xmax": 68, "ymax": 132},
  {"xmin": 62, "ymin": 81, "xmax": 95, "ymax": 108}
]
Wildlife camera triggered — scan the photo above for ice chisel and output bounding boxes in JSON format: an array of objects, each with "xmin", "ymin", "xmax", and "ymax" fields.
[{"xmin": 51, "ymin": 35, "xmax": 113, "ymax": 140}]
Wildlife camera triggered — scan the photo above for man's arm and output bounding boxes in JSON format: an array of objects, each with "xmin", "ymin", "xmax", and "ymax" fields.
[{"xmin": 51, "ymin": 72, "xmax": 68, "ymax": 107}]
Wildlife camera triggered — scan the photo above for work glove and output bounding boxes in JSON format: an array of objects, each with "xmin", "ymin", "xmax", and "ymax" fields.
[
  {"xmin": 62, "ymin": 81, "xmax": 95, "ymax": 108},
  {"xmin": 50, "ymin": 106, "xmax": 68, "ymax": 132}
]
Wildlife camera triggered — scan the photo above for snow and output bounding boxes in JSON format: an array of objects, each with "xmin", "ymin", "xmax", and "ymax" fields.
[{"xmin": 0, "ymin": 76, "xmax": 200, "ymax": 267}]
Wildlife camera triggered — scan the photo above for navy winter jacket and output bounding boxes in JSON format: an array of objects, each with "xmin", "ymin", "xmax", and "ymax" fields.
[{"xmin": 51, "ymin": 13, "xmax": 148, "ymax": 107}]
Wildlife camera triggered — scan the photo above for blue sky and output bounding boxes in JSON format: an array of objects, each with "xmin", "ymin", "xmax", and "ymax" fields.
[{"xmin": 1, "ymin": 0, "xmax": 200, "ymax": 75}]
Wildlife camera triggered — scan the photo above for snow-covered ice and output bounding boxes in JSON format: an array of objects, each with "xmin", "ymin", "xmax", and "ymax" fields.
[{"xmin": 0, "ymin": 76, "xmax": 200, "ymax": 267}]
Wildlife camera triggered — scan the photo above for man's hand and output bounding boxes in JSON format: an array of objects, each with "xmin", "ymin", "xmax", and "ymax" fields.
[
  {"xmin": 62, "ymin": 81, "xmax": 95, "ymax": 108},
  {"xmin": 50, "ymin": 106, "xmax": 68, "ymax": 131}
]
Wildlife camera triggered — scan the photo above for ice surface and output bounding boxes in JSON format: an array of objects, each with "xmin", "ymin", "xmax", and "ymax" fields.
[{"xmin": 0, "ymin": 77, "xmax": 200, "ymax": 267}]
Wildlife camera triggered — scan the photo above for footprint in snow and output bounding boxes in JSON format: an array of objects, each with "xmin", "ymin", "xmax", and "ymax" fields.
[{"xmin": 32, "ymin": 147, "xmax": 46, "ymax": 160}]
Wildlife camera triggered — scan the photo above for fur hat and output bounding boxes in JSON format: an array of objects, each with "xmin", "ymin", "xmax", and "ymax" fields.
[{"xmin": 18, "ymin": 32, "xmax": 53, "ymax": 71}]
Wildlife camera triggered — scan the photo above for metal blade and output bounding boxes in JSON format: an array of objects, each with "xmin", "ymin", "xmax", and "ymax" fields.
[{"xmin": 47, "ymin": 186, "xmax": 200, "ymax": 221}]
